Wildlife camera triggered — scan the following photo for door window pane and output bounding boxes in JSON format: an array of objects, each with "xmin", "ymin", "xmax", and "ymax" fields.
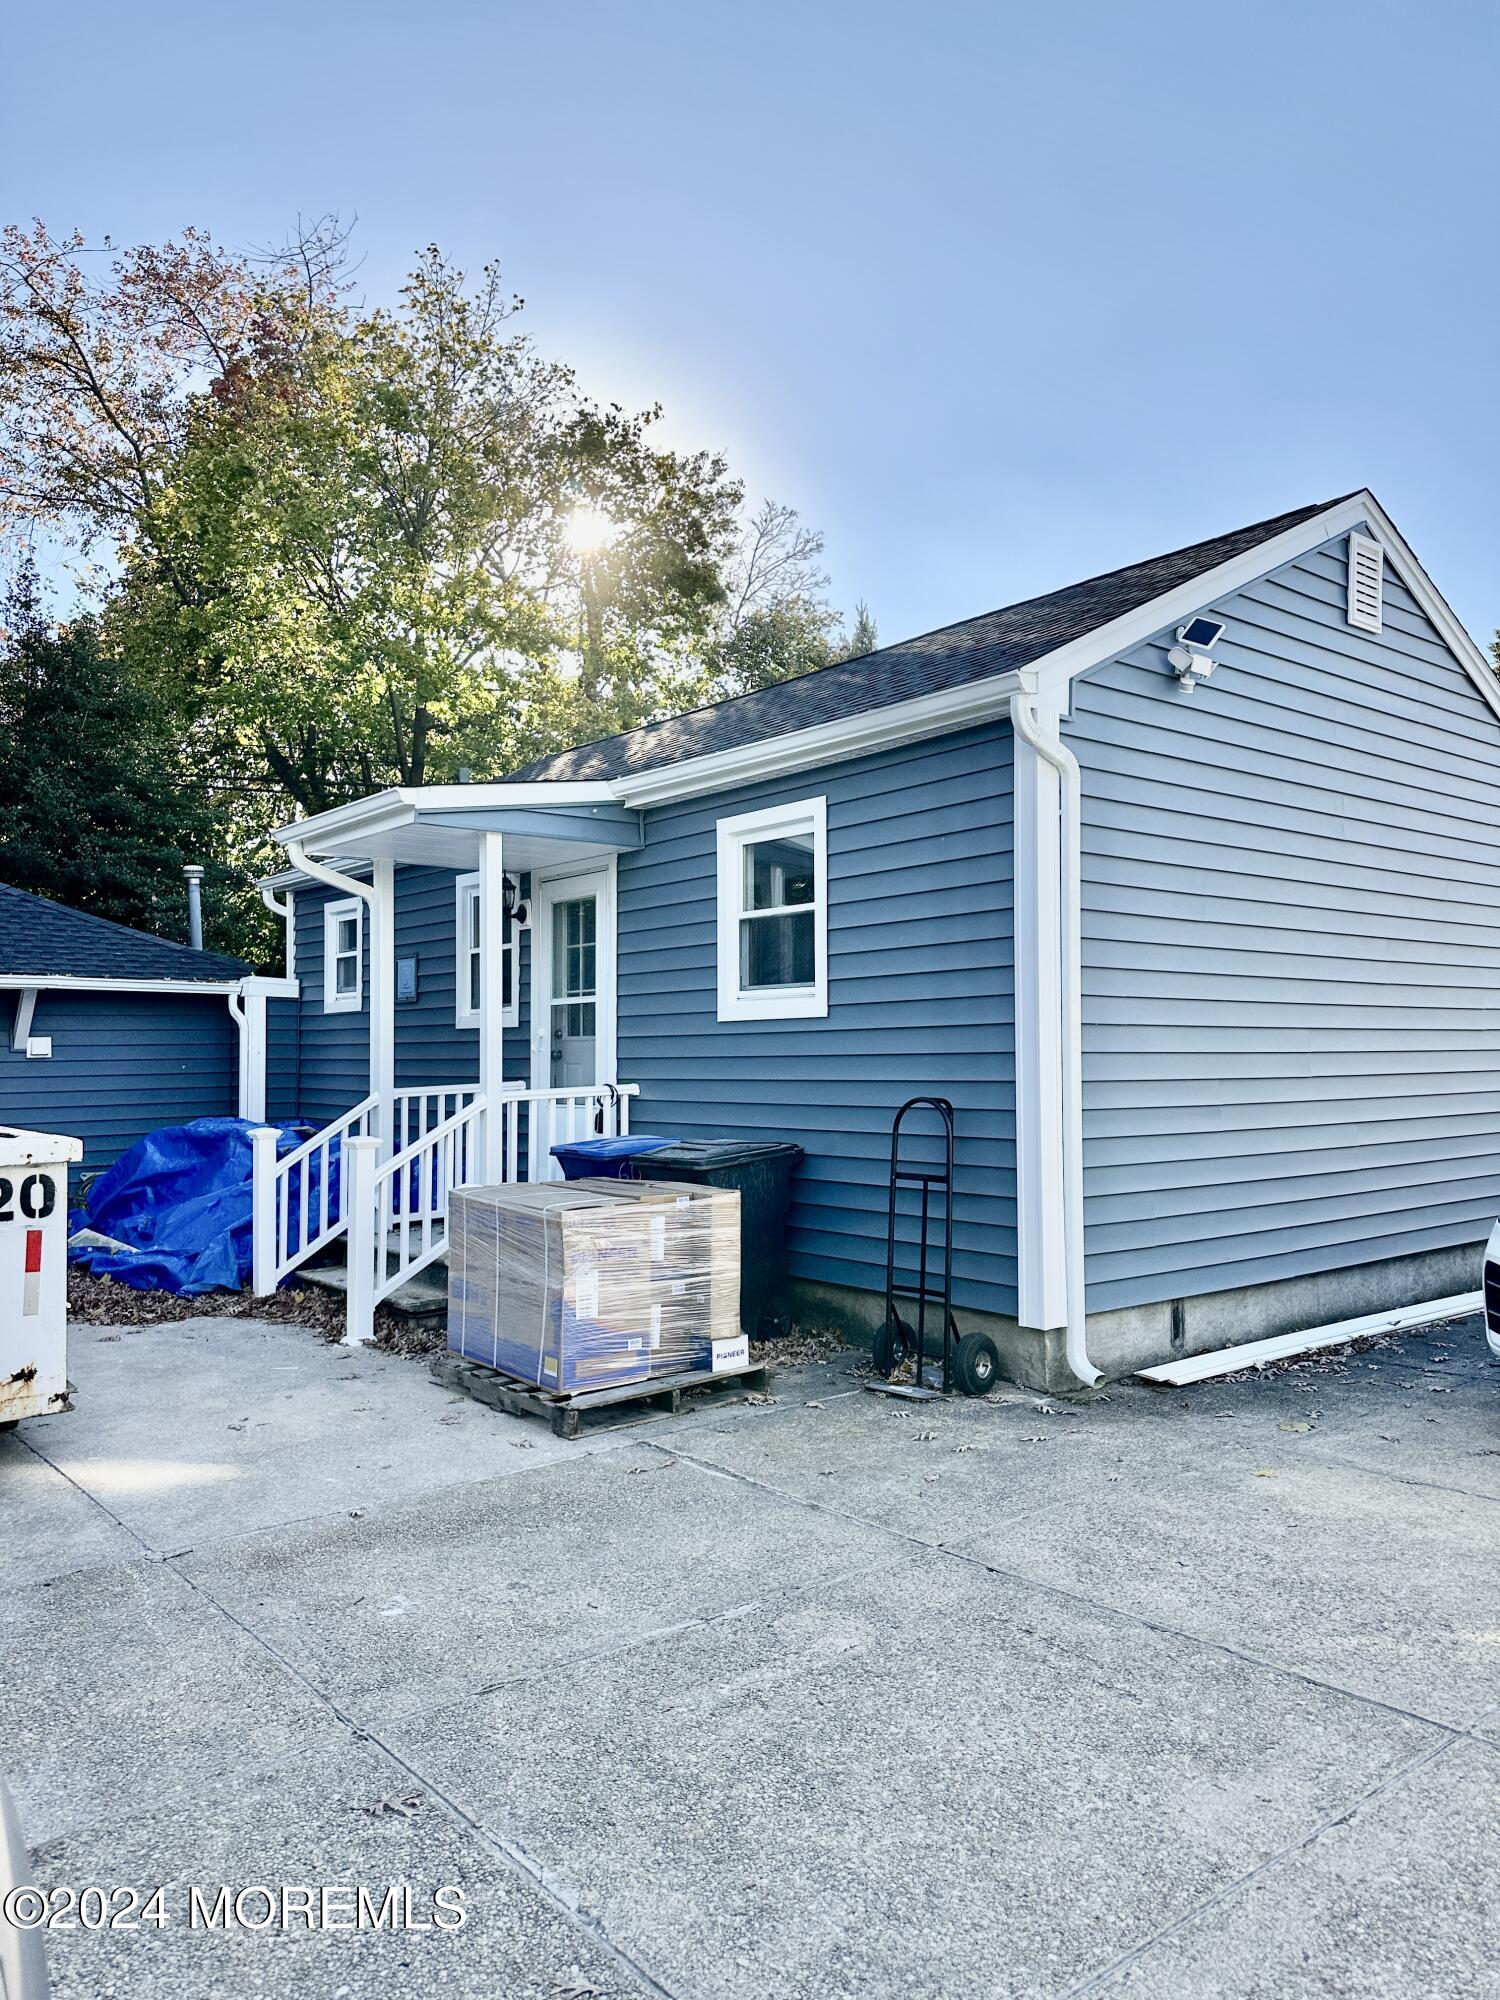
[{"xmin": 553, "ymin": 897, "xmax": 597, "ymax": 999}]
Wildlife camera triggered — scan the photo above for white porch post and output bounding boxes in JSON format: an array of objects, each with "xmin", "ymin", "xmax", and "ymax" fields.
[
  {"xmin": 1012, "ymin": 703, "xmax": 1069, "ymax": 1332},
  {"xmin": 249, "ymin": 1125, "xmax": 280, "ymax": 1295},
  {"xmin": 370, "ymin": 859, "xmax": 396, "ymax": 1157},
  {"xmin": 343, "ymin": 1135, "xmax": 378, "ymax": 1344},
  {"xmin": 478, "ymin": 831, "xmax": 507, "ymax": 1180},
  {"xmin": 237, "ymin": 983, "xmax": 269, "ymax": 1123}
]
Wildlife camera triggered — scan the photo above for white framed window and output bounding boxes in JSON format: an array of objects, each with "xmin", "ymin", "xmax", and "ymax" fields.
[
  {"xmin": 716, "ymin": 796, "xmax": 828, "ymax": 1022},
  {"xmin": 455, "ymin": 872, "xmax": 521, "ymax": 1030},
  {"xmin": 323, "ymin": 897, "xmax": 363, "ymax": 1014}
]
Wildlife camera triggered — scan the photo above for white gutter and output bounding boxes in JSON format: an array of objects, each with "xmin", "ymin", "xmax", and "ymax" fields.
[
  {"xmin": 0, "ymin": 974, "xmax": 243, "ymax": 995},
  {"xmin": 1010, "ymin": 689, "xmax": 1102, "ymax": 1389}
]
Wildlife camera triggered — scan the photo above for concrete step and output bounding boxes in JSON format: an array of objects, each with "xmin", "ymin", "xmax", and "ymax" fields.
[{"xmin": 299, "ymin": 1256, "xmax": 449, "ymax": 1318}]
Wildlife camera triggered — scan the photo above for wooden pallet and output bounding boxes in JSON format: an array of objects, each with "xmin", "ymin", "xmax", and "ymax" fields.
[{"xmin": 430, "ymin": 1351, "xmax": 771, "ymax": 1438}]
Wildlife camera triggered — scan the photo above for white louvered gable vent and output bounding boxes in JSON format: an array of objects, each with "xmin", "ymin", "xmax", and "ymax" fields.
[{"xmin": 1347, "ymin": 532, "xmax": 1384, "ymax": 633}]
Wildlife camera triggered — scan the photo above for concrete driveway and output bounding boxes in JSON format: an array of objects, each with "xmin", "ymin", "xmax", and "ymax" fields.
[{"xmin": 3, "ymin": 1309, "xmax": 1499, "ymax": 1999}]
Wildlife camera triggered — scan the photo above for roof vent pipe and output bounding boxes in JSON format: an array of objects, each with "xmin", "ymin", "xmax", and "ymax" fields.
[{"xmin": 183, "ymin": 864, "xmax": 205, "ymax": 951}]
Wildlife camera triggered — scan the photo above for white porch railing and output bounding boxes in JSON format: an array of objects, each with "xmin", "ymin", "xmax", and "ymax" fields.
[
  {"xmin": 250, "ymin": 1093, "xmax": 377, "ymax": 1293},
  {"xmin": 339, "ymin": 1081, "xmax": 640, "ymax": 1344},
  {"xmin": 250, "ymin": 1086, "xmax": 486, "ymax": 1293}
]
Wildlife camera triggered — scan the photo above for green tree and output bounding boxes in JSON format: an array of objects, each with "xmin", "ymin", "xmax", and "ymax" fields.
[
  {"xmin": 836, "ymin": 600, "xmax": 878, "ymax": 661},
  {"xmin": 0, "ymin": 566, "xmax": 241, "ymax": 948},
  {"xmin": 0, "ymin": 219, "xmax": 857, "ymax": 859},
  {"xmin": 703, "ymin": 499, "xmax": 841, "ymax": 698}
]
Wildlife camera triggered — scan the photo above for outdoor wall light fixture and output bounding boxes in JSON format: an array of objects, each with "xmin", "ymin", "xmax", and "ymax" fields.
[
  {"xmin": 1168, "ymin": 616, "xmax": 1225, "ymax": 694},
  {"xmin": 502, "ymin": 875, "xmax": 532, "ymax": 929}
]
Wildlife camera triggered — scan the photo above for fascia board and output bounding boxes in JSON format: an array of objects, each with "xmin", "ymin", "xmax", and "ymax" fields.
[
  {"xmin": 0, "ymin": 975, "xmax": 242, "ymax": 995},
  {"xmin": 611, "ymin": 673, "xmax": 1024, "ymax": 808}
]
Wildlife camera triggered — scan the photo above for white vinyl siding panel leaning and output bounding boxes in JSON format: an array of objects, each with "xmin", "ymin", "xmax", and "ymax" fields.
[{"xmin": 1071, "ymin": 529, "xmax": 1500, "ymax": 1312}]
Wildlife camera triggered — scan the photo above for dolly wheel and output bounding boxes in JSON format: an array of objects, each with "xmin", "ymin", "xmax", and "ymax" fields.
[
  {"xmin": 954, "ymin": 1331, "xmax": 1001, "ymax": 1397},
  {"xmin": 872, "ymin": 1312, "xmax": 912, "ymax": 1378}
]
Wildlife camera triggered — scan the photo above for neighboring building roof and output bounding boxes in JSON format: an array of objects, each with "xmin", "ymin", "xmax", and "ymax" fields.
[
  {"xmin": 0, "ymin": 883, "xmax": 251, "ymax": 983},
  {"xmin": 508, "ymin": 496, "xmax": 1351, "ymax": 783}
]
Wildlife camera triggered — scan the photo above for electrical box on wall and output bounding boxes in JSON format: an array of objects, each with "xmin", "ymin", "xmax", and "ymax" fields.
[{"xmin": 396, "ymin": 956, "xmax": 419, "ymax": 1005}]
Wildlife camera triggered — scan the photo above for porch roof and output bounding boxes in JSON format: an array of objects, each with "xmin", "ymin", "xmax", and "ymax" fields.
[{"xmin": 267, "ymin": 784, "xmax": 642, "ymax": 878}]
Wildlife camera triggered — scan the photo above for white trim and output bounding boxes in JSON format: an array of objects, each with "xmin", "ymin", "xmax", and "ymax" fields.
[
  {"xmin": 1010, "ymin": 693, "xmax": 1100, "ymax": 1386},
  {"xmin": 322, "ymin": 898, "xmax": 364, "ymax": 1014},
  {"xmin": 0, "ymin": 974, "xmax": 244, "ymax": 995},
  {"xmin": 614, "ymin": 679, "xmax": 1023, "ymax": 808},
  {"xmin": 1010, "ymin": 732, "xmax": 1068, "ymax": 1330},
  {"xmin": 1347, "ymin": 530, "xmax": 1384, "ymax": 633},
  {"xmin": 454, "ymin": 870, "xmax": 521, "ymax": 1031},
  {"xmin": 477, "ymin": 835, "xmax": 508, "ymax": 1178},
  {"xmin": 273, "ymin": 781, "xmax": 617, "ymax": 852},
  {"xmin": 715, "ymin": 796, "xmax": 828, "ymax": 1023},
  {"xmin": 530, "ymin": 859, "xmax": 617, "ymax": 1092},
  {"xmin": 1027, "ymin": 491, "xmax": 1500, "ymax": 727},
  {"xmin": 262, "ymin": 494, "xmax": 1499, "ymax": 842},
  {"xmin": 8, "ymin": 986, "xmax": 50, "ymax": 1059},
  {"xmin": 10, "ymin": 987, "xmax": 36, "ymax": 1054}
]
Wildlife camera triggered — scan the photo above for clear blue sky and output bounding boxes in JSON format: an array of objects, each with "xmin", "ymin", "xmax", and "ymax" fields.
[{"xmin": 5, "ymin": 0, "xmax": 1497, "ymax": 645}]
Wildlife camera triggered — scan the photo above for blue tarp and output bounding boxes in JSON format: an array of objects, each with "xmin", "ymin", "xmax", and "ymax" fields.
[{"xmin": 69, "ymin": 1117, "xmax": 310, "ymax": 1296}]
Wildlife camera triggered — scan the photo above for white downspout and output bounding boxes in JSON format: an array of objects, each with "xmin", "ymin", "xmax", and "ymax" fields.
[
  {"xmin": 285, "ymin": 840, "xmax": 394, "ymax": 1152},
  {"xmin": 260, "ymin": 883, "xmax": 296, "ymax": 979},
  {"xmin": 227, "ymin": 990, "xmax": 249, "ymax": 1118},
  {"xmin": 1011, "ymin": 689, "xmax": 1103, "ymax": 1389}
]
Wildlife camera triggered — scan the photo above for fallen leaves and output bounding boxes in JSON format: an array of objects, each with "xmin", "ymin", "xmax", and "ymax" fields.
[{"xmin": 361, "ymin": 1791, "xmax": 424, "ymax": 1820}]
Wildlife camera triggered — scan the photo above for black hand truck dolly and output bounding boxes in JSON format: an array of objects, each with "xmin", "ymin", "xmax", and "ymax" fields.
[{"xmin": 867, "ymin": 1097, "xmax": 1001, "ymax": 1400}]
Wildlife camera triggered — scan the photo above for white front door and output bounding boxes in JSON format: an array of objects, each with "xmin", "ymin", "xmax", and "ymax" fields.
[{"xmin": 531, "ymin": 865, "xmax": 615, "ymax": 1092}]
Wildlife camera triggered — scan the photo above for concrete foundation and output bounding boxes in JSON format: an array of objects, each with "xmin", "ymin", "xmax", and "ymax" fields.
[{"xmin": 792, "ymin": 1236, "xmax": 1486, "ymax": 1397}]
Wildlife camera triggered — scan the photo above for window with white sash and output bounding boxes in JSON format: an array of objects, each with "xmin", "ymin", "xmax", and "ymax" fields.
[
  {"xmin": 455, "ymin": 873, "xmax": 521, "ymax": 1030},
  {"xmin": 323, "ymin": 898, "xmax": 363, "ymax": 1014},
  {"xmin": 715, "ymin": 797, "xmax": 828, "ymax": 1021}
]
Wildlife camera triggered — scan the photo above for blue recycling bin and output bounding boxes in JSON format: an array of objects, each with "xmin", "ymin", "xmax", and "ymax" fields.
[{"xmin": 550, "ymin": 1134, "xmax": 676, "ymax": 1180}]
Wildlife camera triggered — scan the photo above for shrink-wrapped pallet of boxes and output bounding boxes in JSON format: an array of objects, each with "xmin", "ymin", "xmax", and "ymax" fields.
[
  {"xmin": 581, "ymin": 1179, "xmax": 744, "ymax": 1376},
  {"xmin": 447, "ymin": 1183, "xmax": 656, "ymax": 1392}
]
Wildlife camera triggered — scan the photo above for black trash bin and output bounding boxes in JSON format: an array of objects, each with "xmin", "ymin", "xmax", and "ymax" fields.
[{"xmin": 635, "ymin": 1139, "xmax": 803, "ymax": 1338}]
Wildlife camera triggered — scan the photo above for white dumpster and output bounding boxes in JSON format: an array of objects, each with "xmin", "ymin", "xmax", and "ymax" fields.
[{"xmin": 0, "ymin": 1125, "xmax": 82, "ymax": 1426}]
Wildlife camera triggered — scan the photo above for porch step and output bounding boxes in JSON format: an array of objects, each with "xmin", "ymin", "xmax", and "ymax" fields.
[{"xmin": 298, "ymin": 1256, "xmax": 450, "ymax": 1319}]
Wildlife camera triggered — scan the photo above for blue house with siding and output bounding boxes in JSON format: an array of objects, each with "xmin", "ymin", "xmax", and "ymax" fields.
[
  {"xmin": 0, "ymin": 883, "xmax": 296, "ymax": 1180},
  {"xmin": 254, "ymin": 490, "xmax": 1500, "ymax": 1385}
]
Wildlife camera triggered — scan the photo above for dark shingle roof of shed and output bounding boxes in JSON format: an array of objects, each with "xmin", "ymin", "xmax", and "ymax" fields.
[
  {"xmin": 0, "ymin": 882, "xmax": 250, "ymax": 982},
  {"xmin": 509, "ymin": 496, "xmax": 1349, "ymax": 783}
]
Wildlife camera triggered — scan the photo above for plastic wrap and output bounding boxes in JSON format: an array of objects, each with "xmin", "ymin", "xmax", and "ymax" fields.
[
  {"xmin": 448, "ymin": 1177, "xmax": 742, "ymax": 1390},
  {"xmin": 585, "ymin": 1179, "xmax": 742, "ymax": 1374}
]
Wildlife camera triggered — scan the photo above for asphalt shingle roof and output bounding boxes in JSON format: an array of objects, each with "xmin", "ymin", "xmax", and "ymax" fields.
[
  {"xmin": 0, "ymin": 882, "xmax": 251, "ymax": 982},
  {"xmin": 509, "ymin": 497, "xmax": 1349, "ymax": 783}
]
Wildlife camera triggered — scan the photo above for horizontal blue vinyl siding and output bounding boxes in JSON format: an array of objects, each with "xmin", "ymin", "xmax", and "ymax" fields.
[
  {"xmin": 265, "ymin": 995, "xmax": 300, "ymax": 1122},
  {"xmin": 0, "ymin": 989, "xmax": 237, "ymax": 1178},
  {"xmin": 292, "ymin": 889, "xmax": 370, "ymax": 1124},
  {"xmin": 620, "ymin": 722, "xmax": 1017, "ymax": 1316},
  {"xmin": 1073, "ymin": 527, "xmax": 1500, "ymax": 1312},
  {"xmin": 290, "ymin": 870, "xmax": 529, "ymax": 1122}
]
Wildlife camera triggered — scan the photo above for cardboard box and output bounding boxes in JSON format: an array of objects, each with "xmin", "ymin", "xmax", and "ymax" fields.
[
  {"xmin": 573, "ymin": 1179, "xmax": 741, "ymax": 1375},
  {"xmin": 448, "ymin": 1183, "xmax": 653, "ymax": 1392}
]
